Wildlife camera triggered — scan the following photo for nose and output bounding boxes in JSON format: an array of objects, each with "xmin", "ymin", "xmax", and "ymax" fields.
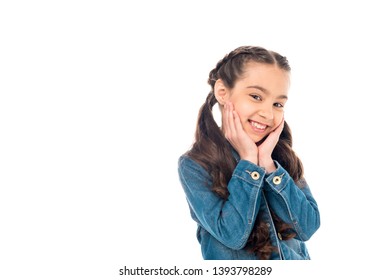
[{"xmin": 258, "ymin": 105, "xmax": 273, "ymax": 120}]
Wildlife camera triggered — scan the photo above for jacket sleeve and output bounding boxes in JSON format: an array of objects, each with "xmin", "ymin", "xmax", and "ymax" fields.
[
  {"xmin": 263, "ymin": 161, "xmax": 320, "ymax": 241},
  {"xmin": 178, "ymin": 155, "xmax": 266, "ymax": 250}
]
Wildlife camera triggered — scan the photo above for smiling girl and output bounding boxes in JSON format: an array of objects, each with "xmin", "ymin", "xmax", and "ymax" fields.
[{"xmin": 178, "ymin": 46, "xmax": 320, "ymax": 260}]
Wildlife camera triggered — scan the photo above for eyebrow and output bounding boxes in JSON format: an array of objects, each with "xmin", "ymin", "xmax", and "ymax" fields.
[{"xmin": 247, "ymin": 85, "xmax": 288, "ymax": 100}]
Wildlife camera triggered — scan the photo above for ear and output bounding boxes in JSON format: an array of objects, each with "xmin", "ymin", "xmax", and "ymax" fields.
[{"xmin": 214, "ymin": 79, "xmax": 230, "ymax": 105}]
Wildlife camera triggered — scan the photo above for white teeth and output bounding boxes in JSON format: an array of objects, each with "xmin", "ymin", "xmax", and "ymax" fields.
[{"xmin": 251, "ymin": 121, "xmax": 266, "ymax": 130}]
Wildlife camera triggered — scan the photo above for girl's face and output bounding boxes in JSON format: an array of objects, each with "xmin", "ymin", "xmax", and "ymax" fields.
[{"xmin": 223, "ymin": 62, "xmax": 290, "ymax": 143}]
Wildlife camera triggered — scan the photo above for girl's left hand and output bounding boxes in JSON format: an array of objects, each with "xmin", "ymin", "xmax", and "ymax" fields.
[{"xmin": 257, "ymin": 118, "xmax": 284, "ymax": 173}]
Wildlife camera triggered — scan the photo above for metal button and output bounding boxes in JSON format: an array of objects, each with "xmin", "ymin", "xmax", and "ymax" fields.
[
  {"xmin": 273, "ymin": 176, "xmax": 282, "ymax": 185},
  {"xmin": 278, "ymin": 232, "xmax": 283, "ymax": 240},
  {"xmin": 250, "ymin": 171, "xmax": 260, "ymax": 180}
]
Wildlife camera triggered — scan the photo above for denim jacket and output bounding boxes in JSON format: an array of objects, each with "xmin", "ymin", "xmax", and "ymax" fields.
[{"xmin": 178, "ymin": 151, "xmax": 320, "ymax": 260}]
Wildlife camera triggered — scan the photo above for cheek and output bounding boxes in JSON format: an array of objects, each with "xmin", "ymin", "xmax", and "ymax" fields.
[
  {"xmin": 232, "ymin": 102, "xmax": 251, "ymax": 121},
  {"xmin": 274, "ymin": 111, "xmax": 284, "ymax": 126},
  {"xmin": 235, "ymin": 106, "xmax": 252, "ymax": 129}
]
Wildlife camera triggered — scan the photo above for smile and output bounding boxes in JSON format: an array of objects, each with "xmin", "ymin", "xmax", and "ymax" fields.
[{"xmin": 250, "ymin": 120, "xmax": 268, "ymax": 132}]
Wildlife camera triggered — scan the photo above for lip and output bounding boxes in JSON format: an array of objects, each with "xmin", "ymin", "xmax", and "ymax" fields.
[{"xmin": 249, "ymin": 119, "xmax": 270, "ymax": 133}]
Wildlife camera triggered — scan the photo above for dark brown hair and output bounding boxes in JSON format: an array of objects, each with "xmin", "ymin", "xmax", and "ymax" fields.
[{"xmin": 187, "ymin": 46, "xmax": 304, "ymax": 259}]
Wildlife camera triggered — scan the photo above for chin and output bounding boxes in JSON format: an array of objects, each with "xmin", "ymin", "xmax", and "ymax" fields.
[
  {"xmin": 254, "ymin": 134, "xmax": 270, "ymax": 146},
  {"xmin": 252, "ymin": 136, "xmax": 264, "ymax": 144}
]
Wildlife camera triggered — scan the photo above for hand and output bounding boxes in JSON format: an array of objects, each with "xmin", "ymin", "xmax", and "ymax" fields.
[
  {"xmin": 222, "ymin": 102, "xmax": 258, "ymax": 164},
  {"xmin": 257, "ymin": 117, "xmax": 284, "ymax": 173}
]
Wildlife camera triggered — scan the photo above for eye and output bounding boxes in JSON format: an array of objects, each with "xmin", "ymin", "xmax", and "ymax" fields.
[
  {"xmin": 250, "ymin": 94, "xmax": 262, "ymax": 101},
  {"xmin": 274, "ymin": 102, "xmax": 284, "ymax": 108}
]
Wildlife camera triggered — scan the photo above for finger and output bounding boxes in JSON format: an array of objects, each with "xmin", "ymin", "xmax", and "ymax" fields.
[
  {"xmin": 226, "ymin": 102, "xmax": 237, "ymax": 139},
  {"xmin": 232, "ymin": 110, "xmax": 244, "ymax": 133},
  {"xmin": 275, "ymin": 118, "xmax": 284, "ymax": 131},
  {"xmin": 261, "ymin": 118, "xmax": 284, "ymax": 147},
  {"xmin": 222, "ymin": 102, "xmax": 230, "ymax": 137},
  {"xmin": 274, "ymin": 118, "xmax": 285, "ymax": 136},
  {"xmin": 223, "ymin": 102, "xmax": 235, "ymax": 139},
  {"xmin": 269, "ymin": 117, "xmax": 284, "ymax": 135}
]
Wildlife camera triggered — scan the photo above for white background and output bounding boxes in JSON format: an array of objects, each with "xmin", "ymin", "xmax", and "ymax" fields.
[{"xmin": 1, "ymin": 0, "xmax": 389, "ymax": 279}]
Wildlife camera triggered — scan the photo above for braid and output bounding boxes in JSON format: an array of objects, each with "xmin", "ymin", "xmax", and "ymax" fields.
[
  {"xmin": 188, "ymin": 91, "xmax": 235, "ymax": 199},
  {"xmin": 272, "ymin": 122, "xmax": 304, "ymax": 182},
  {"xmin": 208, "ymin": 49, "xmax": 238, "ymax": 85},
  {"xmin": 208, "ymin": 46, "xmax": 283, "ymax": 89}
]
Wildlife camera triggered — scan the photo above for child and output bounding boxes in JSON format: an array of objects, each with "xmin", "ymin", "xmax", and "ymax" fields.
[{"xmin": 178, "ymin": 46, "xmax": 320, "ymax": 260}]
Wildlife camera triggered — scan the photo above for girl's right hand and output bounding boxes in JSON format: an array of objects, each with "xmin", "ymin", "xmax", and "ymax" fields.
[{"xmin": 222, "ymin": 102, "xmax": 258, "ymax": 165}]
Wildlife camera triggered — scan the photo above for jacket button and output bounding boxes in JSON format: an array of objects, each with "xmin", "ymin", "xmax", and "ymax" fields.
[
  {"xmin": 278, "ymin": 232, "xmax": 283, "ymax": 240},
  {"xmin": 273, "ymin": 176, "xmax": 282, "ymax": 185},
  {"xmin": 251, "ymin": 171, "xmax": 260, "ymax": 180}
]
